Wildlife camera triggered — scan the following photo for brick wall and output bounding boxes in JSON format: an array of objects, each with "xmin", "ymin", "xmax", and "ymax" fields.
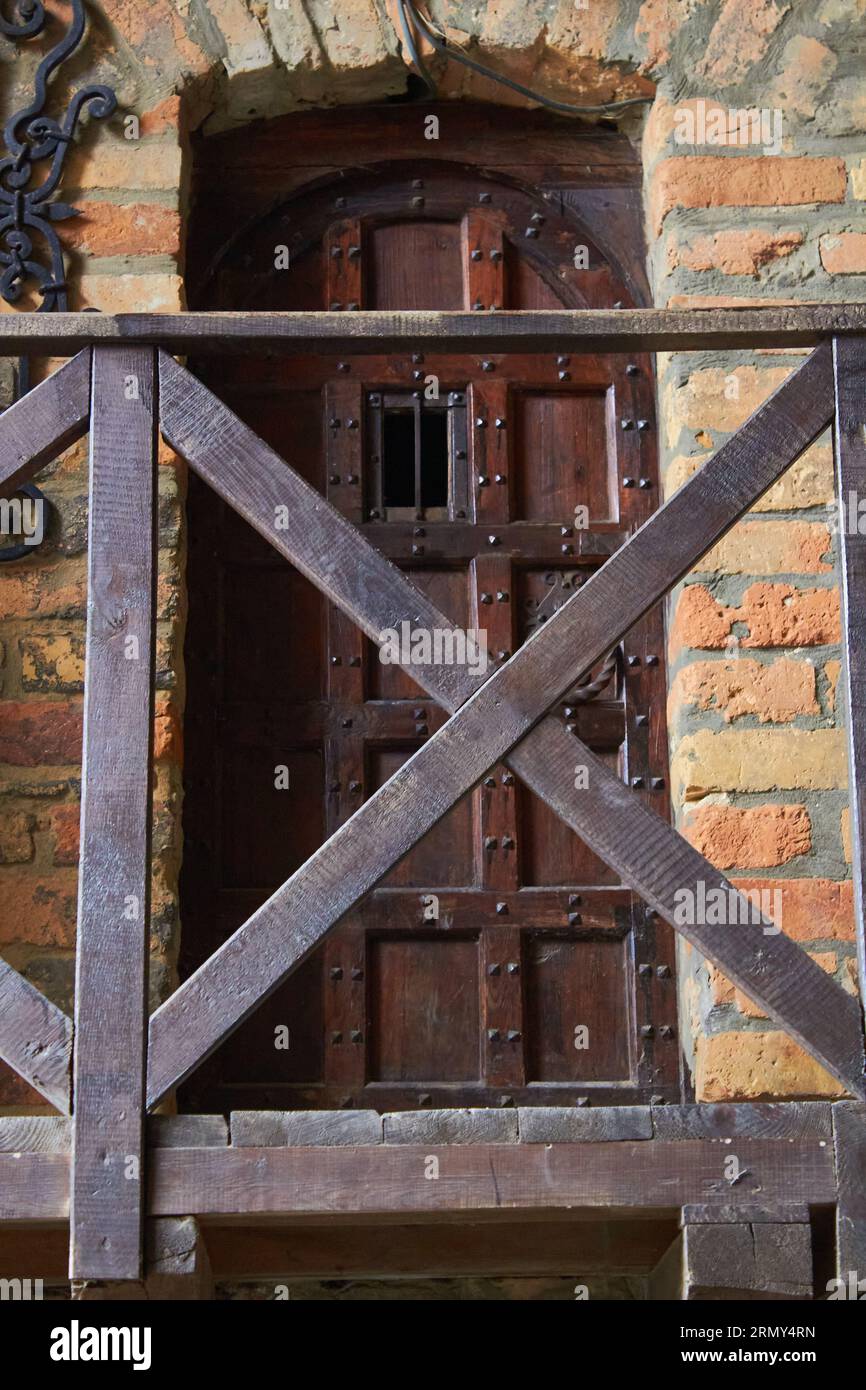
[{"xmin": 1, "ymin": 0, "xmax": 864, "ymax": 1111}]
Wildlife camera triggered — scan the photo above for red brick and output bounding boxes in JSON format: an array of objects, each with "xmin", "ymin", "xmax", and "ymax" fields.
[
  {"xmin": 651, "ymin": 156, "xmax": 847, "ymax": 231},
  {"xmin": 49, "ymin": 805, "xmax": 80, "ymax": 867},
  {"xmin": 684, "ymin": 804, "xmax": 812, "ymax": 870},
  {"xmin": 730, "ymin": 877, "xmax": 854, "ymax": 943},
  {"xmin": 0, "ymin": 701, "xmax": 83, "ymax": 766},
  {"xmin": 0, "ymin": 868, "xmax": 78, "ymax": 947},
  {"xmin": 669, "ymin": 583, "xmax": 840, "ymax": 657},
  {"xmin": 65, "ymin": 202, "xmax": 182, "ymax": 259},
  {"xmin": 668, "ymin": 229, "xmax": 803, "ymax": 277},
  {"xmin": 819, "ymin": 232, "xmax": 866, "ymax": 274}
]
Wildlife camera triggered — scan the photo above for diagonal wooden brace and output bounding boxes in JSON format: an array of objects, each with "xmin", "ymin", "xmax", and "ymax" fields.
[{"xmin": 148, "ymin": 344, "xmax": 865, "ymax": 1106}]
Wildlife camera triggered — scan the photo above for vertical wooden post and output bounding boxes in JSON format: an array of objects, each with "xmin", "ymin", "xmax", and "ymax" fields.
[
  {"xmin": 833, "ymin": 336, "xmax": 866, "ymax": 1018},
  {"xmin": 70, "ymin": 347, "xmax": 158, "ymax": 1283}
]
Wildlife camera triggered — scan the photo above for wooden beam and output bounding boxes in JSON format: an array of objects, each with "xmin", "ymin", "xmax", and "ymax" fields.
[
  {"xmin": 149, "ymin": 345, "xmax": 866, "ymax": 1105},
  {"xmin": 0, "ymin": 959, "xmax": 71, "ymax": 1113},
  {"xmin": 144, "ymin": 1217, "xmax": 213, "ymax": 1299},
  {"xmin": 0, "ymin": 349, "xmax": 90, "ymax": 495},
  {"xmin": 1, "ymin": 308, "xmax": 866, "ymax": 355},
  {"xmin": 0, "ymin": 1136, "xmax": 836, "ymax": 1223},
  {"xmin": 677, "ymin": 1217, "xmax": 814, "ymax": 1300},
  {"xmin": 832, "ymin": 1102, "xmax": 866, "ymax": 1288},
  {"xmin": 833, "ymin": 336, "xmax": 866, "ymax": 1018},
  {"xmin": 70, "ymin": 348, "xmax": 158, "ymax": 1282}
]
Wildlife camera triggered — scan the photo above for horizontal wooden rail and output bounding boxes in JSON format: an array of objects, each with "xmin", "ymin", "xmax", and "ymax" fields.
[{"xmin": 2, "ymin": 307, "xmax": 866, "ymax": 355}]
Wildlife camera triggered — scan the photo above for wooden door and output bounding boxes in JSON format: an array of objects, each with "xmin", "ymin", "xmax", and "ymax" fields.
[{"xmin": 179, "ymin": 106, "xmax": 679, "ymax": 1112}]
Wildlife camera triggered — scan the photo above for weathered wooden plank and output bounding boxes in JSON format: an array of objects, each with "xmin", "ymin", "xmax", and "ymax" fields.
[
  {"xmin": 833, "ymin": 336, "xmax": 866, "ymax": 1014},
  {"xmin": 70, "ymin": 347, "xmax": 158, "ymax": 1282},
  {"xmin": 680, "ymin": 1221, "xmax": 813, "ymax": 1300},
  {"xmin": 0, "ymin": 1116, "xmax": 69, "ymax": 1152},
  {"xmin": 682, "ymin": 1203, "xmax": 811, "ymax": 1224},
  {"xmin": 148, "ymin": 1140, "xmax": 836, "ymax": 1218},
  {"xmin": 148, "ymin": 346, "xmax": 866, "ymax": 1105},
  {"xmin": 0, "ymin": 1137, "xmax": 837, "ymax": 1222},
  {"xmin": 2, "ymin": 308, "xmax": 866, "ymax": 354},
  {"xmin": 653, "ymin": 1103, "xmax": 832, "ymax": 1142},
  {"xmin": 0, "ymin": 349, "xmax": 90, "ymax": 495},
  {"xmin": 518, "ymin": 1107, "xmax": 652, "ymax": 1142},
  {"xmin": 147, "ymin": 1115, "xmax": 229, "ymax": 1148},
  {"xmin": 0, "ymin": 960, "xmax": 72, "ymax": 1113},
  {"xmin": 833, "ymin": 1102, "xmax": 866, "ymax": 1283},
  {"xmin": 144, "ymin": 1217, "xmax": 213, "ymax": 1300}
]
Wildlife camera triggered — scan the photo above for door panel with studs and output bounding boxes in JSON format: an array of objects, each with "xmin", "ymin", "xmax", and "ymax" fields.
[{"xmin": 180, "ymin": 105, "xmax": 679, "ymax": 1112}]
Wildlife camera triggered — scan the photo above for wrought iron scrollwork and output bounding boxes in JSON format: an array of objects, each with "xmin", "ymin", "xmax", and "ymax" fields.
[
  {"xmin": 0, "ymin": 0, "xmax": 116, "ymax": 312},
  {"xmin": 0, "ymin": 1, "xmax": 116, "ymax": 561}
]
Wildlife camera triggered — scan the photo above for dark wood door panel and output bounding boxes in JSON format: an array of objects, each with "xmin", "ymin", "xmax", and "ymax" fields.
[
  {"xmin": 368, "ymin": 934, "xmax": 482, "ymax": 1082},
  {"xmin": 512, "ymin": 390, "xmax": 617, "ymax": 523},
  {"xmin": 523, "ymin": 933, "xmax": 632, "ymax": 1082},
  {"xmin": 180, "ymin": 107, "xmax": 679, "ymax": 1112}
]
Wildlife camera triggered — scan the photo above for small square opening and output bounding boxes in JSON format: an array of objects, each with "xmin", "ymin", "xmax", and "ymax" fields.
[{"xmin": 369, "ymin": 391, "xmax": 467, "ymax": 520}]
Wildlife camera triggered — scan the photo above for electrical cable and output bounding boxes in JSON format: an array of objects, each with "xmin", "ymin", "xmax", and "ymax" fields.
[{"xmin": 397, "ymin": 0, "xmax": 654, "ymax": 116}]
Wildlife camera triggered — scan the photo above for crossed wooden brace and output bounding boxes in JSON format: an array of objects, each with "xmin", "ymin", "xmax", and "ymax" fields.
[{"xmin": 1, "ymin": 342, "xmax": 864, "ymax": 1123}]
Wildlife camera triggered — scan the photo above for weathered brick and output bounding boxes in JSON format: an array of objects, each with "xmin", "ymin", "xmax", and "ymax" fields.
[
  {"xmin": 842, "ymin": 807, "xmax": 851, "ymax": 863},
  {"xmin": 730, "ymin": 877, "xmax": 854, "ymax": 943},
  {"xmin": 819, "ymin": 231, "xmax": 866, "ymax": 274},
  {"xmin": 77, "ymin": 273, "xmax": 184, "ymax": 314},
  {"xmin": 850, "ymin": 157, "xmax": 866, "ymax": 199},
  {"xmin": 695, "ymin": 1031, "xmax": 845, "ymax": 1101},
  {"xmin": 669, "ymin": 583, "xmax": 840, "ymax": 656},
  {"xmin": 669, "ymin": 658, "xmax": 818, "ymax": 724},
  {"xmin": 0, "ymin": 867, "xmax": 77, "ymax": 946},
  {"xmin": 65, "ymin": 139, "xmax": 183, "ymax": 192},
  {"xmin": 49, "ymin": 804, "xmax": 80, "ymax": 867},
  {"xmin": 65, "ymin": 202, "xmax": 181, "ymax": 259},
  {"xmin": 668, "ymin": 229, "xmax": 803, "ymax": 277},
  {"xmin": 665, "ymin": 366, "xmax": 790, "ymax": 438},
  {"xmin": 0, "ymin": 810, "xmax": 35, "ymax": 864},
  {"xmin": 671, "ymin": 728, "xmax": 846, "ymax": 801},
  {"xmin": 697, "ymin": 0, "xmax": 788, "ymax": 86},
  {"xmin": 684, "ymin": 804, "xmax": 812, "ymax": 869},
  {"xmin": 153, "ymin": 695, "xmax": 182, "ymax": 763},
  {"xmin": 0, "ymin": 559, "xmax": 86, "ymax": 620},
  {"xmin": 0, "ymin": 701, "xmax": 82, "ymax": 766},
  {"xmin": 20, "ymin": 634, "xmax": 85, "ymax": 693},
  {"xmin": 706, "ymin": 962, "xmax": 767, "ymax": 1019},
  {"xmin": 767, "ymin": 34, "xmax": 837, "ymax": 118},
  {"xmin": 698, "ymin": 521, "xmax": 831, "ymax": 576},
  {"xmin": 651, "ymin": 156, "xmax": 846, "ymax": 231}
]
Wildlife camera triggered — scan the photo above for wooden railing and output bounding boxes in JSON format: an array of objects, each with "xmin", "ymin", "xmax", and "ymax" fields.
[{"xmin": 0, "ymin": 309, "xmax": 864, "ymax": 1297}]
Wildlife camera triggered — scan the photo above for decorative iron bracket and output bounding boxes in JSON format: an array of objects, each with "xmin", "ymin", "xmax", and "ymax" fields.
[{"xmin": 0, "ymin": 0, "xmax": 116, "ymax": 560}]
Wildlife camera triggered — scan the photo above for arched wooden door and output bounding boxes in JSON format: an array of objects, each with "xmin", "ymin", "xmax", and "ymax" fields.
[{"xmin": 180, "ymin": 108, "xmax": 679, "ymax": 1113}]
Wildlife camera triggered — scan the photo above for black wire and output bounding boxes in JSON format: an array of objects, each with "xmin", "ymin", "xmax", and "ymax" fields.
[
  {"xmin": 395, "ymin": 0, "xmax": 438, "ymax": 97},
  {"xmin": 397, "ymin": 0, "xmax": 654, "ymax": 115}
]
